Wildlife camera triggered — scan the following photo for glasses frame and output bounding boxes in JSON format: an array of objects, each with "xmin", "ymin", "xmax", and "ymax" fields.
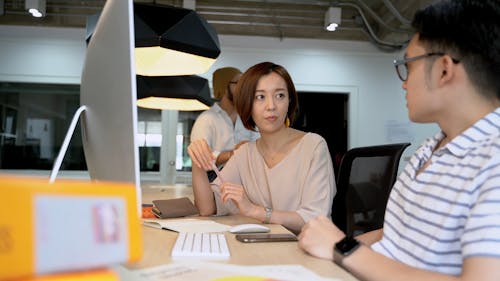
[{"xmin": 393, "ymin": 52, "xmax": 460, "ymax": 81}]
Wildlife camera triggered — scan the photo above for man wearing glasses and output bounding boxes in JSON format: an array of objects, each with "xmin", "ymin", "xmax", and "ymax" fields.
[{"xmin": 299, "ymin": 0, "xmax": 500, "ymax": 280}]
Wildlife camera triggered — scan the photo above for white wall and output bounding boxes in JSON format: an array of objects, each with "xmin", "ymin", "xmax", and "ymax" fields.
[
  {"xmin": 0, "ymin": 25, "xmax": 439, "ymax": 165},
  {"xmin": 0, "ymin": 26, "xmax": 86, "ymax": 84}
]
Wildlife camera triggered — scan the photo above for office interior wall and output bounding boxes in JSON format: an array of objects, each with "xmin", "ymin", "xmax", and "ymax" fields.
[
  {"xmin": 207, "ymin": 35, "xmax": 438, "ymax": 160},
  {"xmin": 0, "ymin": 26, "xmax": 85, "ymax": 84},
  {"xmin": 0, "ymin": 25, "xmax": 439, "ymax": 168}
]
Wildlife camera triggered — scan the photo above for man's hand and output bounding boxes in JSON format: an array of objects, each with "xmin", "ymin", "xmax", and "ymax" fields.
[
  {"xmin": 234, "ymin": 140, "xmax": 249, "ymax": 150},
  {"xmin": 188, "ymin": 139, "xmax": 215, "ymax": 171},
  {"xmin": 298, "ymin": 216, "xmax": 345, "ymax": 260}
]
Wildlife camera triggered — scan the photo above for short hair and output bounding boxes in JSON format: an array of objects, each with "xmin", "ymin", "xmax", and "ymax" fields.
[
  {"xmin": 212, "ymin": 67, "xmax": 242, "ymax": 100},
  {"xmin": 234, "ymin": 62, "xmax": 298, "ymax": 131},
  {"xmin": 412, "ymin": 0, "xmax": 500, "ymax": 100}
]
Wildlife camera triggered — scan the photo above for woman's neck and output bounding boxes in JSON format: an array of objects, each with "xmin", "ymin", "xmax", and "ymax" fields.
[{"xmin": 258, "ymin": 127, "xmax": 291, "ymax": 151}]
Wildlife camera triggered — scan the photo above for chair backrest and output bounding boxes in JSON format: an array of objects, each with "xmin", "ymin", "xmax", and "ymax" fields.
[{"xmin": 331, "ymin": 142, "xmax": 411, "ymax": 237}]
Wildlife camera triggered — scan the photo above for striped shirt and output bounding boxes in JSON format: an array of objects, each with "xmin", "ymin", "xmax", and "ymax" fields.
[{"xmin": 372, "ymin": 107, "xmax": 500, "ymax": 275}]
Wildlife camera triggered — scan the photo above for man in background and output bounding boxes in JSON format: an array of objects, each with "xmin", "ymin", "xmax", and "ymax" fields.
[{"xmin": 188, "ymin": 67, "xmax": 259, "ymax": 180}]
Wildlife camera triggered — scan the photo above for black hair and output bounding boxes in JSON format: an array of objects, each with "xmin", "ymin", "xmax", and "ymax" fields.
[{"xmin": 412, "ymin": 0, "xmax": 500, "ymax": 100}]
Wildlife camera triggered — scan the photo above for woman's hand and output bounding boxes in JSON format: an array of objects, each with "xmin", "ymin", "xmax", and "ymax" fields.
[
  {"xmin": 188, "ymin": 139, "xmax": 215, "ymax": 171},
  {"xmin": 220, "ymin": 182, "xmax": 256, "ymax": 216}
]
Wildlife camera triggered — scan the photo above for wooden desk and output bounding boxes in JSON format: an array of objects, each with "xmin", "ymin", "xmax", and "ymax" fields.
[{"xmin": 128, "ymin": 185, "xmax": 359, "ymax": 281}]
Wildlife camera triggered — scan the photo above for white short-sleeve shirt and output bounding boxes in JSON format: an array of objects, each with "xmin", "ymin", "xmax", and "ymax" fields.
[{"xmin": 190, "ymin": 103, "xmax": 260, "ymax": 155}]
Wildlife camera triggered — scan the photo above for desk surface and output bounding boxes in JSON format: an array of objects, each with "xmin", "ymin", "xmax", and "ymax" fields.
[{"xmin": 130, "ymin": 185, "xmax": 359, "ymax": 281}]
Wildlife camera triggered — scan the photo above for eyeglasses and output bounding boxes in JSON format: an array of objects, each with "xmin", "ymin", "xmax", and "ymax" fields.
[{"xmin": 393, "ymin": 52, "xmax": 460, "ymax": 81}]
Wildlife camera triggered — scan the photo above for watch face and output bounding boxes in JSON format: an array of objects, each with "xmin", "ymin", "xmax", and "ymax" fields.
[{"xmin": 336, "ymin": 237, "xmax": 359, "ymax": 254}]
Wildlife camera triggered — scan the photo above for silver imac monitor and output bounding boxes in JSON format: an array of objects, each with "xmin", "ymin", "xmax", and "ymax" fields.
[{"xmin": 80, "ymin": 0, "xmax": 141, "ymax": 211}]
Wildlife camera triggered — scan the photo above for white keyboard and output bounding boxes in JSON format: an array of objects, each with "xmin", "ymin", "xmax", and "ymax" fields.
[{"xmin": 171, "ymin": 232, "xmax": 230, "ymax": 258}]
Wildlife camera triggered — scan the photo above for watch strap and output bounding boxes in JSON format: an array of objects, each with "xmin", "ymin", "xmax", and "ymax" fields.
[
  {"xmin": 333, "ymin": 236, "xmax": 360, "ymax": 266},
  {"xmin": 263, "ymin": 206, "xmax": 272, "ymax": 224},
  {"xmin": 333, "ymin": 248, "xmax": 344, "ymax": 266}
]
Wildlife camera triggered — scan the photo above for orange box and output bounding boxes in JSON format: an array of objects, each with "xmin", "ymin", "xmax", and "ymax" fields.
[
  {"xmin": 18, "ymin": 268, "xmax": 118, "ymax": 281},
  {"xmin": 0, "ymin": 176, "xmax": 142, "ymax": 280}
]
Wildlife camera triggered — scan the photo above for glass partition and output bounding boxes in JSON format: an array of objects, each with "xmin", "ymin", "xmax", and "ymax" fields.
[{"xmin": 0, "ymin": 82, "xmax": 200, "ymax": 172}]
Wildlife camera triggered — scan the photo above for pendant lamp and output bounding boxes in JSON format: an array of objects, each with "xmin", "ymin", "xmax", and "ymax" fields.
[
  {"xmin": 134, "ymin": 3, "xmax": 220, "ymax": 76},
  {"xmin": 86, "ymin": 3, "xmax": 221, "ymax": 76},
  {"xmin": 136, "ymin": 75, "xmax": 214, "ymax": 111}
]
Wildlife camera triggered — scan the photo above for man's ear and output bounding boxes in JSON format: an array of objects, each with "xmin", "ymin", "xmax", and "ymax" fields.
[{"xmin": 437, "ymin": 55, "xmax": 456, "ymax": 85}]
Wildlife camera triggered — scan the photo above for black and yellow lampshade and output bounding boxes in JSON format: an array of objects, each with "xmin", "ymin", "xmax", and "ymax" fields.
[
  {"xmin": 86, "ymin": 4, "xmax": 220, "ymax": 110},
  {"xmin": 136, "ymin": 75, "xmax": 214, "ymax": 111},
  {"xmin": 134, "ymin": 3, "xmax": 220, "ymax": 76}
]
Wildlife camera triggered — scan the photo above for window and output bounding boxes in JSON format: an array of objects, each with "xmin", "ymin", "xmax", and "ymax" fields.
[{"xmin": 0, "ymin": 82, "xmax": 201, "ymax": 172}]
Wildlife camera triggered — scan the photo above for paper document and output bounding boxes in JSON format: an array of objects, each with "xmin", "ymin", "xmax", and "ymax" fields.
[
  {"xmin": 142, "ymin": 218, "xmax": 231, "ymax": 233},
  {"xmin": 115, "ymin": 262, "xmax": 340, "ymax": 281}
]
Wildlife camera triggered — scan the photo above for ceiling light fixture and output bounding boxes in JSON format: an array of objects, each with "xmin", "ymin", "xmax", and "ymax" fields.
[
  {"xmin": 85, "ymin": 3, "xmax": 220, "ymax": 111},
  {"xmin": 86, "ymin": 3, "xmax": 220, "ymax": 76},
  {"xmin": 134, "ymin": 3, "xmax": 220, "ymax": 76},
  {"xmin": 324, "ymin": 7, "xmax": 342, "ymax": 31},
  {"xmin": 136, "ymin": 75, "xmax": 214, "ymax": 111},
  {"xmin": 25, "ymin": 0, "xmax": 45, "ymax": 18}
]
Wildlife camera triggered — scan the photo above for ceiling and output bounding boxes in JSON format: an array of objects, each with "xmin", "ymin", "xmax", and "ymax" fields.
[{"xmin": 0, "ymin": 0, "xmax": 433, "ymax": 51}]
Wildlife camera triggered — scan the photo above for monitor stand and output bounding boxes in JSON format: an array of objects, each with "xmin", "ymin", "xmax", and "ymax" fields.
[{"xmin": 49, "ymin": 105, "xmax": 87, "ymax": 183}]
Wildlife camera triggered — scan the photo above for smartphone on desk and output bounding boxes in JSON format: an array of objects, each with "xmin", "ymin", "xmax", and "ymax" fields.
[{"xmin": 235, "ymin": 233, "xmax": 298, "ymax": 243}]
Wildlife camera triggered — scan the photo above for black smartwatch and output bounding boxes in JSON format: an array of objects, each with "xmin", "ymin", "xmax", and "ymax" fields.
[{"xmin": 333, "ymin": 236, "xmax": 360, "ymax": 266}]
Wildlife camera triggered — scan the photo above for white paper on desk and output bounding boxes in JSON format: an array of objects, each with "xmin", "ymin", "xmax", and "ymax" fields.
[
  {"xmin": 142, "ymin": 218, "xmax": 231, "ymax": 233},
  {"xmin": 115, "ymin": 262, "xmax": 340, "ymax": 281}
]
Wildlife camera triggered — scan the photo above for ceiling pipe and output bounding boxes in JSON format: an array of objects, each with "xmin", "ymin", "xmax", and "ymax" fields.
[
  {"xmin": 351, "ymin": 0, "xmax": 410, "ymax": 34},
  {"xmin": 381, "ymin": 0, "xmax": 411, "ymax": 26},
  {"xmin": 339, "ymin": 2, "xmax": 408, "ymax": 51},
  {"xmin": 263, "ymin": 0, "xmax": 285, "ymax": 40}
]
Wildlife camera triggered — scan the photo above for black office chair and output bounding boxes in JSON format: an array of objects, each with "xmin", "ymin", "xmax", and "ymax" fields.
[{"xmin": 331, "ymin": 142, "xmax": 411, "ymax": 237}]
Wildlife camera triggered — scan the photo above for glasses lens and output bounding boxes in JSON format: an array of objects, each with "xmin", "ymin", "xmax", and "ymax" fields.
[{"xmin": 397, "ymin": 64, "xmax": 407, "ymax": 81}]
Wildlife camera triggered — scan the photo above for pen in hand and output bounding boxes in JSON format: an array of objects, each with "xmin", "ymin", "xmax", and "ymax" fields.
[
  {"xmin": 211, "ymin": 161, "xmax": 225, "ymax": 183},
  {"xmin": 211, "ymin": 161, "xmax": 233, "ymax": 204}
]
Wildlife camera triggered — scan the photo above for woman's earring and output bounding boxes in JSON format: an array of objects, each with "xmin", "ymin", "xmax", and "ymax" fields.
[{"xmin": 285, "ymin": 117, "xmax": 290, "ymax": 127}]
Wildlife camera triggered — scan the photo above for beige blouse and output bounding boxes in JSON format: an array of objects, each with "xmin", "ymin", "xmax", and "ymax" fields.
[{"xmin": 210, "ymin": 132, "xmax": 336, "ymax": 223}]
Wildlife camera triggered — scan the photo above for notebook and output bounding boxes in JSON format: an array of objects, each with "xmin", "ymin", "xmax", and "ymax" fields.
[{"xmin": 142, "ymin": 218, "xmax": 231, "ymax": 233}]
